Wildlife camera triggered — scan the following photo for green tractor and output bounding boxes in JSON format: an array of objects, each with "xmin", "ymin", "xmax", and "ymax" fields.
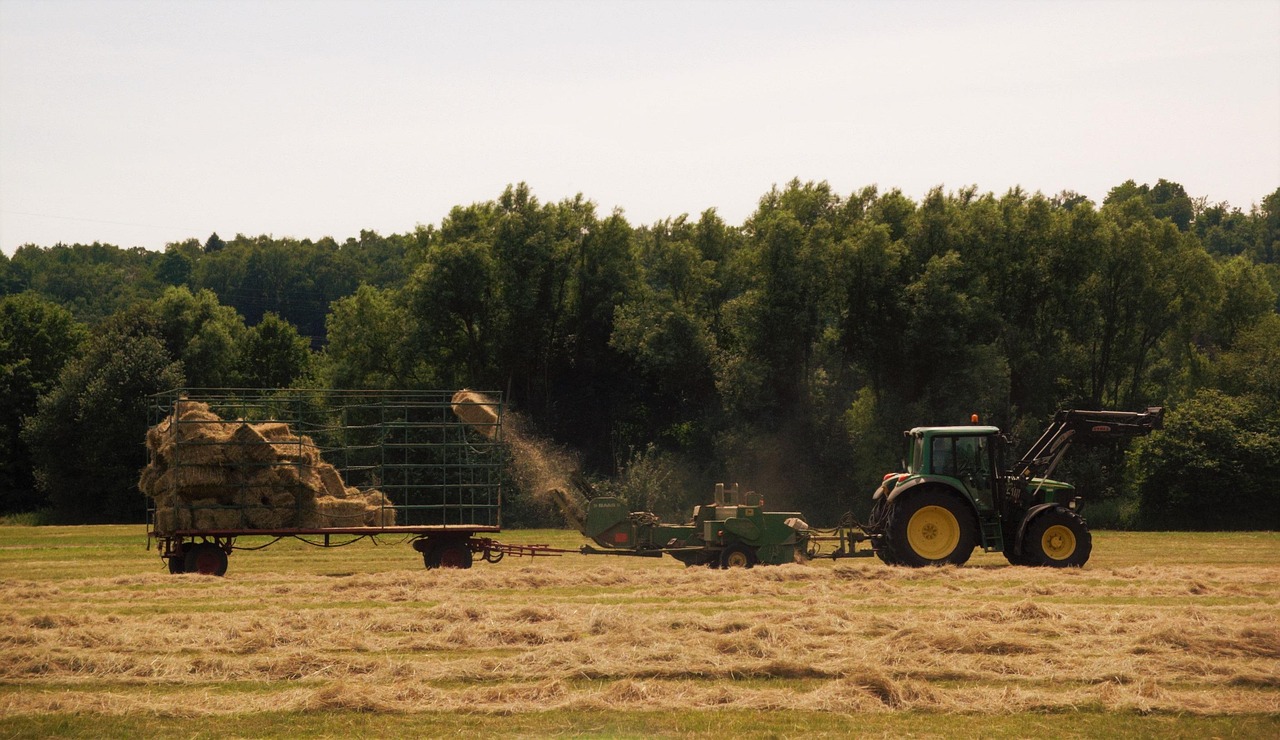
[{"xmin": 865, "ymin": 408, "xmax": 1163, "ymax": 568}]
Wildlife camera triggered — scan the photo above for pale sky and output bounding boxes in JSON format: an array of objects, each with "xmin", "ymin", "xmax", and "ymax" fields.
[{"xmin": 1, "ymin": 0, "xmax": 1278, "ymax": 255}]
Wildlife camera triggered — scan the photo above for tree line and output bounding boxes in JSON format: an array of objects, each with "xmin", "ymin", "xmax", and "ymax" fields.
[{"xmin": 2, "ymin": 179, "xmax": 1278, "ymax": 529}]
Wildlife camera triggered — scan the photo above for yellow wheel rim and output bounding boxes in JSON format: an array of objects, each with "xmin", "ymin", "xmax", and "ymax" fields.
[
  {"xmin": 725, "ymin": 550, "xmax": 750, "ymax": 568},
  {"xmin": 906, "ymin": 505, "xmax": 960, "ymax": 560},
  {"xmin": 1041, "ymin": 524, "xmax": 1076, "ymax": 561}
]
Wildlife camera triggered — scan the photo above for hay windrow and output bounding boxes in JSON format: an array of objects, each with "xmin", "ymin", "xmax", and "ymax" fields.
[
  {"xmin": 139, "ymin": 403, "xmax": 394, "ymax": 533},
  {"xmin": 2, "ymin": 538, "xmax": 1277, "ymax": 719}
]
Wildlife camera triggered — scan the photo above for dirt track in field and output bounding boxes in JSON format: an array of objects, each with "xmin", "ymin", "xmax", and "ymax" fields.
[{"xmin": 2, "ymin": 552, "xmax": 1277, "ymax": 717}]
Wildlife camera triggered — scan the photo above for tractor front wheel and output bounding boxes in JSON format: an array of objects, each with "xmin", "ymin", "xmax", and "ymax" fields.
[
  {"xmin": 1022, "ymin": 508, "xmax": 1092, "ymax": 567},
  {"xmin": 883, "ymin": 489, "xmax": 978, "ymax": 567}
]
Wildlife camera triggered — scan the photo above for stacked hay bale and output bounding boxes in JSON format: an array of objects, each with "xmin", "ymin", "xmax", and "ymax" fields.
[{"xmin": 140, "ymin": 399, "xmax": 396, "ymax": 534}]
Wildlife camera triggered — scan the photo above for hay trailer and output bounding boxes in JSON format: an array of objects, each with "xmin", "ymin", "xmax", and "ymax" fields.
[{"xmin": 143, "ymin": 389, "xmax": 561, "ymax": 575}]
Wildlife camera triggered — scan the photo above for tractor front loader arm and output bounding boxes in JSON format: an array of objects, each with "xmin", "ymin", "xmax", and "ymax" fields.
[{"xmin": 1014, "ymin": 407, "xmax": 1163, "ymax": 481}]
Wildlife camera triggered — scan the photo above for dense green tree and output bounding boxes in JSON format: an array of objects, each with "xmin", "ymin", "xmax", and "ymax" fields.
[
  {"xmin": 204, "ymin": 232, "xmax": 226, "ymax": 253},
  {"xmin": 7, "ymin": 242, "xmax": 161, "ymax": 323},
  {"xmin": 323, "ymin": 284, "xmax": 424, "ymax": 388},
  {"xmin": 22, "ymin": 309, "xmax": 183, "ymax": 522},
  {"xmin": 1129, "ymin": 390, "xmax": 1280, "ymax": 530},
  {"xmin": 236, "ymin": 312, "xmax": 313, "ymax": 388},
  {"xmin": 153, "ymin": 286, "xmax": 245, "ymax": 388},
  {"xmin": 156, "ymin": 240, "xmax": 198, "ymax": 286},
  {"xmin": 407, "ymin": 238, "xmax": 497, "ymax": 387},
  {"xmin": 0, "ymin": 294, "xmax": 87, "ymax": 511}
]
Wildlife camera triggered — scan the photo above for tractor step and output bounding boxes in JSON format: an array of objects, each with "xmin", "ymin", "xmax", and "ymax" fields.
[{"xmin": 979, "ymin": 516, "xmax": 1004, "ymax": 551}]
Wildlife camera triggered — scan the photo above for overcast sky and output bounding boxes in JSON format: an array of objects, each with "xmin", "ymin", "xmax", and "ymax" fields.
[{"xmin": 1, "ymin": 0, "xmax": 1277, "ymax": 255}]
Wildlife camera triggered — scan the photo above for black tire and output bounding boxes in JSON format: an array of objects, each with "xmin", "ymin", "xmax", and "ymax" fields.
[
  {"xmin": 423, "ymin": 540, "xmax": 474, "ymax": 569},
  {"xmin": 869, "ymin": 498, "xmax": 899, "ymax": 565},
  {"xmin": 183, "ymin": 542, "xmax": 228, "ymax": 576},
  {"xmin": 1022, "ymin": 508, "xmax": 1092, "ymax": 568},
  {"xmin": 719, "ymin": 543, "xmax": 758, "ymax": 569},
  {"xmin": 167, "ymin": 556, "xmax": 186, "ymax": 574},
  {"xmin": 882, "ymin": 488, "xmax": 979, "ymax": 567}
]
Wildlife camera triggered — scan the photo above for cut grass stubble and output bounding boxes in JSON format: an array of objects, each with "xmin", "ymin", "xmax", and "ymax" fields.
[{"xmin": 1, "ymin": 528, "xmax": 1278, "ymax": 723}]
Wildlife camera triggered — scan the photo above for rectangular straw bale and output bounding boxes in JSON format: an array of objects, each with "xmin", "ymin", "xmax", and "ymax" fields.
[
  {"xmin": 138, "ymin": 465, "xmax": 160, "ymax": 497},
  {"xmin": 451, "ymin": 390, "xmax": 499, "ymax": 439},
  {"xmin": 271, "ymin": 435, "xmax": 319, "ymax": 465},
  {"xmin": 192, "ymin": 508, "xmax": 245, "ymax": 530},
  {"xmin": 316, "ymin": 496, "xmax": 369, "ymax": 526},
  {"xmin": 363, "ymin": 490, "xmax": 397, "ymax": 526},
  {"xmin": 167, "ymin": 440, "xmax": 232, "ymax": 467},
  {"xmin": 257, "ymin": 487, "xmax": 300, "ymax": 509},
  {"xmin": 298, "ymin": 463, "xmax": 324, "ymax": 494},
  {"xmin": 246, "ymin": 506, "xmax": 299, "ymax": 529},
  {"xmin": 228, "ymin": 423, "xmax": 277, "ymax": 464},
  {"xmin": 253, "ymin": 422, "xmax": 293, "ymax": 441},
  {"xmin": 174, "ymin": 399, "xmax": 215, "ymax": 420},
  {"xmin": 318, "ymin": 464, "xmax": 347, "ymax": 498},
  {"xmin": 146, "ymin": 420, "xmax": 172, "ymax": 454},
  {"xmin": 153, "ymin": 507, "xmax": 175, "ymax": 534},
  {"xmin": 163, "ymin": 464, "xmax": 237, "ymax": 492}
]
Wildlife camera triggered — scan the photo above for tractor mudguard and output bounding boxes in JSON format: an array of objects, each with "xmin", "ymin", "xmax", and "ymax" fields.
[
  {"xmin": 885, "ymin": 475, "xmax": 963, "ymax": 504},
  {"xmin": 1014, "ymin": 503, "xmax": 1063, "ymax": 555}
]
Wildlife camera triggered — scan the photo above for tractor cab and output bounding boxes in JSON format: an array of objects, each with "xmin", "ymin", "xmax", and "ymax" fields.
[{"xmin": 902, "ymin": 425, "xmax": 1003, "ymax": 510}]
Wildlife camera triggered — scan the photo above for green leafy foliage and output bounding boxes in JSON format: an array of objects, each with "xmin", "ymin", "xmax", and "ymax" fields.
[
  {"xmin": 1129, "ymin": 390, "xmax": 1280, "ymax": 530},
  {"xmin": 0, "ymin": 294, "xmax": 86, "ymax": 511},
  {"xmin": 3, "ymin": 179, "xmax": 1278, "ymax": 528},
  {"xmin": 21, "ymin": 309, "xmax": 183, "ymax": 522}
]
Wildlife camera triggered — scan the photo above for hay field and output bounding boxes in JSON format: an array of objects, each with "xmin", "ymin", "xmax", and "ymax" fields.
[{"xmin": 0, "ymin": 526, "xmax": 1277, "ymax": 738}]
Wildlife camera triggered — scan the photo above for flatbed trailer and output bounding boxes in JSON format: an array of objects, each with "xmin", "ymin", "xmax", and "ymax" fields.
[
  {"xmin": 143, "ymin": 388, "xmax": 573, "ymax": 575},
  {"xmin": 153, "ymin": 525, "xmax": 572, "ymax": 575}
]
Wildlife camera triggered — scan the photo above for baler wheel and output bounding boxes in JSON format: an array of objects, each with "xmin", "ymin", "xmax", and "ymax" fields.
[
  {"xmin": 1023, "ymin": 508, "xmax": 1092, "ymax": 568},
  {"xmin": 183, "ymin": 543, "xmax": 228, "ymax": 576},
  {"xmin": 883, "ymin": 488, "xmax": 978, "ymax": 567},
  {"xmin": 719, "ymin": 543, "xmax": 758, "ymax": 569}
]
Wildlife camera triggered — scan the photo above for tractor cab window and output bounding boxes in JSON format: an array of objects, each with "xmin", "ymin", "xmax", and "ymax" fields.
[
  {"xmin": 930, "ymin": 436, "xmax": 956, "ymax": 476},
  {"xmin": 907, "ymin": 434, "xmax": 924, "ymax": 473},
  {"xmin": 931, "ymin": 434, "xmax": 995, "ymax": 508}
]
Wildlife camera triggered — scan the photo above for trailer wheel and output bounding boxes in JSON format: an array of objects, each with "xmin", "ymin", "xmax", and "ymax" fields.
[
  {"xmin": 423, "ymin": 540, "xmax": 474, "ymax": 569},
  {"xmin": 719, "ymin": 543, "xmax": 758, "ymax": 569},
  {"xmin": 183, "ymin": 543, "xmax": 228, "ymax": 576},
  {"xmin": 883, "ymin": 488, "xmax": 977, "ymax": 567},
  {"xmin": 1022, "ymin": 508, "xmax": 1091, "ymax": 567},
  {"xmin": 167, "ymin": 556, "xmax": 186, "ymax": 574}
]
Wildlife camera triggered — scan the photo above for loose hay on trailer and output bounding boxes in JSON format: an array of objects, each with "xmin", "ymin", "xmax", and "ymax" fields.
[{"xmin": 141, "ymin": 389, "xmax": 569, "ymax": 575}]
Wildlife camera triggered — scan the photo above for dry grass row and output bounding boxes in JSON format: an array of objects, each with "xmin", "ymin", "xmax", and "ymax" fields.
[{"xmin": 2, "ymin": 557, "xmax": 1277, "ymax": 717}]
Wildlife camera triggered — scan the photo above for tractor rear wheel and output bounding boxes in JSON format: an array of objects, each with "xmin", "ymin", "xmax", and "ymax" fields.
[
  {"xmin": 883, "ymin": 489, "xmax": 978, "ymax": 567},
  {"xmin": 1023, "ymin": 508, "xmax": 1091, "ymax": 567}
]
